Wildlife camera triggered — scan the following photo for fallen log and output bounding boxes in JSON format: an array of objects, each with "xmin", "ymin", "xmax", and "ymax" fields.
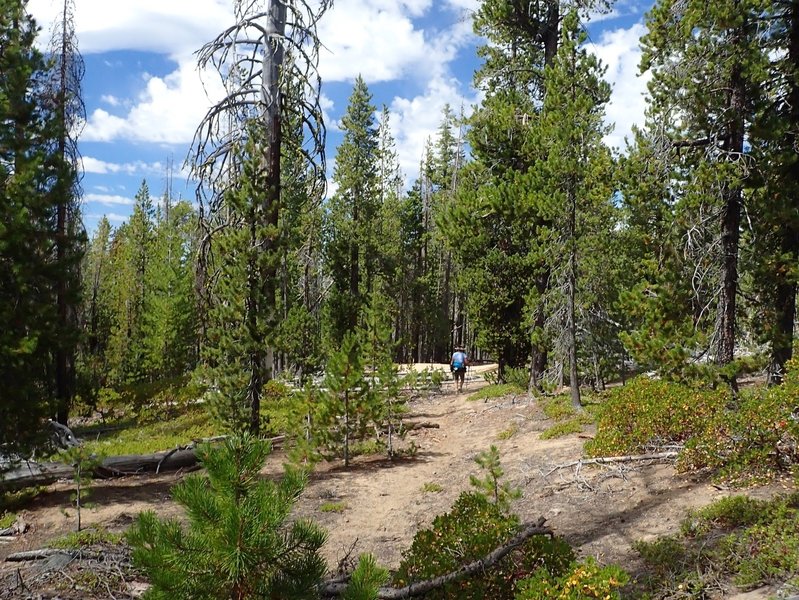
[
  {"xmin": 5, "ymin": 549, "xmax": 79, "ymax": 562},
  {"xmin": 0, "ymin": 435, "xmax": 285, "ymax": 492},
  {"xmin": 320, "ymin": 517, "xmax": 552, "ymax": 598}
]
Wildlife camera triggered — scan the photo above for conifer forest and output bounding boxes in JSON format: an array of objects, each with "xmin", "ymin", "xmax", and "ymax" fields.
[{"xmin": 1, "ymin": 0, "xmax": 799, "ymax": 598}]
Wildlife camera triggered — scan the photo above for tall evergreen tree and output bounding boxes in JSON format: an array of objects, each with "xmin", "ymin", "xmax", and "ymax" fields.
[
  {"xmin": 640, "ymin": 0, "xmax": 768, "ymax": 386},
  {"xmin": 201, "ymin": 129, "xmax": 281, "ymax": 435},
  {"xmin": 324, "ymin": 75, "xmax": 381, "ymax": 344},
  {"xmin": 530, "ymin": 10, "xmax": 614, "ymax": 407},
  {"xmin": 0, "ymin": 0, "xmax": 72, "ymax": 452}
]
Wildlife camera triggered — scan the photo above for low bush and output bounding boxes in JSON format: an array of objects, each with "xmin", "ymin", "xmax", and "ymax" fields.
[
  {"xmin": 469, "ymin": 383, "xmax": 524, "ymax": 402},
  {"xmin": 514, "ymin": 557, "xmax": 628, "ymax": 599},
  {"xmin": 586, "ymin": 377, "xmax": 728, "ymax": 458},
  {"xmin": 589, "ymin": 359, "xmax": 799, "ymax": 484},
  {"xmin": 393, "ymin": 492, "xmax": 575, "ymax": 599},
  {"xmin": 635, "ymin": 493, "xmax": 799, "ymax": 597}
]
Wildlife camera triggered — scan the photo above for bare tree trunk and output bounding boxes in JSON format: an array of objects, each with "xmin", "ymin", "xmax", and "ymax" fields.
[
  {"xmin": 567, "ymin": 185, "xmax": 581, "ymax": 410},
  {"xmin": 769, "ymin": 0, "xmax": 799, "ymax": 384},
  {"xmin": 716, "ymin": 50, "xmax": 745, "ymax": 393}
]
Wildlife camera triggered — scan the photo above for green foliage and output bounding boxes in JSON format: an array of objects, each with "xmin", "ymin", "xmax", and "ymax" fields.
[
  {"xmin": 0, "ymin": 512, "xmax": 16, "ymax": 529},
  {"xmin": 0, "ymin": 0, "xmax": 81, "ymax": 454},
  {"xmin": 469, "ymin": 383, "xmax": 524, "ymax": 402},
  {"xmin": 540, "ymin": 420, "xmax": 584, "ymax": 440},
  {"xmin": 343, "ymin": 554, "xmax": 390, "ymax": 600},
  {"xmin": 514, "ymin": 557, "xmax": 628, "ymax": 599},
  {"xmin": 681, "ymin": 495, "xmax": 768, "ymax": 537},
  {"xmin": 314, "ymin": 332, "xmax": 375, "ymax": 467},
  {"xmin": 394, "ymin": 492, "xmax": 575, "ymax": 599},
  {"xmin": 320, "ymin": 501, "xmax": 347, "ymax": 513},
  {"xmin": 497, "ymin": 422, "xmax": 519, "ymax": 440},
  {"xmin": 636, "ymin": 493, "xmax": 799, "ymax": 597},
  {"xmin": 469, "ymin": 446, "xmax": 521, "ymax": 511},
  {"xmin": 590, "ymin": 362, "xmax": 799, "ymax": 484},
  {"xmin": 680, "ymin": 367, "xmax": 799, "ymax": 483},
  {"xmin": 421, "ymin": 482, "xmax": 443, "ymax": 494},
  {"xmin": 51, "ymin": 526, "xmax": 123, "ymax": 549},
  {"xmin": 81, "ymin": 407, "xmax": 215, "ymax": 456},
  {"xmin": 541, "ymin": 396, "xmax": 580, "ymax": 422},
  {"xmin": 127, "ymin": 435, "xmax": 327, "ymax": 600},
  {"xmin": 586, "ymin": 377, "xmax": 728, "ymax": 458},
  {"xmin": 59, "ymin": 446, "xmax": 104, "ymax": 531}
]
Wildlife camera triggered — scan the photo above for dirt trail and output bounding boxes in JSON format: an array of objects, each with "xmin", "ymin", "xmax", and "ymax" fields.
[{"xmin": 1, "ymin": 374, "xmax": 792, "ymax": 598}]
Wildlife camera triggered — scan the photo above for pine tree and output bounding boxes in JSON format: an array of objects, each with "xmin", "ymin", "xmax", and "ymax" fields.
[
  {"xmin": 104, "ymin": 180, "xmax": 154, "ymax": 384},
  {"xmin": 324, "ymin": 75, "xmax": 380, "ymax": 344},
  {"xmin": 0, "ymin": 0, "xmax": 72, "ymax": 453},
  {"xmin": 640, "ymin": 0, "xmax": 768, "ymax": 386},
  {"xmin": 77, "ymin": 216, "xmax": 114, "ymax": 404},
  {"xmin": 141, "ymin": 198, "xmax": 198, "ymax": 379},
  {"xmin": 201, "ymin": 129, "xmax": 280, "ymax": 435},
  {"xmin": 127, "ymin": 435, "xmax": 327, "ymax": 600},
  {"xmin": 529, "ymin": 10, "xmax": 614, "ymax": 407}
]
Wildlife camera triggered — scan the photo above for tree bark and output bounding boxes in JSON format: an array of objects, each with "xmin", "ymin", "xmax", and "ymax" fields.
[{"xmin": 769, "ymin": 0, "xmax": 799, "ymax": 384}]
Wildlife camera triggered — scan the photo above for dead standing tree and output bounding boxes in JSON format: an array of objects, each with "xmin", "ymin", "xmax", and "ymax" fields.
[
  {"xmin": 191, "ymin": 0, "xmax": 330, "ymax": 434},
  {"xmin": 45, "ymin": 0, "xmax": 86, "ymax": 426}
]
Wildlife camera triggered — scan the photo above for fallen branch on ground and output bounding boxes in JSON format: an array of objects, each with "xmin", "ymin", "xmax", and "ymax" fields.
[
  {"xmin": 401, "ymin": 422, "xmax": 440, "ymax": 431},
  {"xmin": 544, "ymin": 451, "xmax": 679, "ymax": 477},
  {"xmin": 5, "ymin": 549, "xmax": 81, "ymax": 562},
  {"xmin": 0, "ymin": 435, "xmax": 284, "ymax": 492},
  {"xmin": 320, "ymin": 517, "xmax": 552, "ymax": 598}
]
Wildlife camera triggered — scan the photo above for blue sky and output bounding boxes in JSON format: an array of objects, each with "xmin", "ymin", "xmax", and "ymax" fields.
[{"xmin": 28, "ymin": 0, "xmax": 652, "ymax": 233}]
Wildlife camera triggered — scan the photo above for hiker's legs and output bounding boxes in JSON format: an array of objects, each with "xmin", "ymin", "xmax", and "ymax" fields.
[{"xmin": 455, "ymin": 370, "xmax": 465, "ymax": 392}]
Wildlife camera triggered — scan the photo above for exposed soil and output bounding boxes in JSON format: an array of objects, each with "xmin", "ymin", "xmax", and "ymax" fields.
[{"xmin": 1, "ymin": 367, "xmax": 792, "ymax": 598}]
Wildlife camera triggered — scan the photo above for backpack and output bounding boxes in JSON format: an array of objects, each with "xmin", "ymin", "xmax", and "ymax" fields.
[{"xmin": 452, "ymin": 352, "xmax": 465, "ymax": 370}]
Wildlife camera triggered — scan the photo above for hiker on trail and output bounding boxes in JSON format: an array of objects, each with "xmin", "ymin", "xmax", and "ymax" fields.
[{"xmin": 450, "ymin": 346, "xmax": 468, "ymax": 393}]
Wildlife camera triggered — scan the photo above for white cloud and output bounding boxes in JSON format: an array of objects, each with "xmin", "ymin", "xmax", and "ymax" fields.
[
  {"xmin": 100, "ymin": 94, "xmax": 120, "ymax": 107},
  {"xmin": 84, "ymin": 193, "xmax": 134, "ymax": 206},
  {"xmin": 587, "ymin": 22, "xmax": 651, "ymax": 151},
  {"xmin": 29, "ymin": 0, "xmax": 233, "ymax": 56},
  {"xmin": 388, "ymin": 76, "xmax": 478, "ymax": 180},
  {"xmin": 83, "ymin": 156, "xmax": 164, "ymax": 175},
  {"xmin": 82, "ymin": 59, "xmax": 225, "ymax": 144},
  {"xmin": 318, "ymin": 0, "xmax": 431, "ymax": 82}
]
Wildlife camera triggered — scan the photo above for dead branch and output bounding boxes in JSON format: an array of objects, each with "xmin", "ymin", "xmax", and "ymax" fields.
[
  {"xmin": 544, "ymin": 451, "xmax": 679, "ymax": 477},
  {"xmin": 401, "ymin": 422, "xmax": 440, "ymax": 431},
  {"xmin": 320, "ymin": 518, "xmax": 552, "ymax": 598},
  {"xmin": 5, "ymin": 549, "xmax": 80, "ymax": 562}
]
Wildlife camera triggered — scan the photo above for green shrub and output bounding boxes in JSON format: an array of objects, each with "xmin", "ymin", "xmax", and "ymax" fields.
[
  {"xmin": 514, "ymin": 557, "xmax": 628, "ymax": 599},
  {"xmin": 540, "ymin": 420, "xmax": 584, "ymax": 440},
  {"xmin": 635, "ymin": 492, "xmax": 799, "ymax": 597},
  {"xmin": 320, "ymin": 501, "xmax": 347, "ymax": 513},
  {"xmin": 394, "ymin": 492, "xmax": 574, "ymax": 599},
  {"xmin": 722, "ymin": 514, "xmax": 799, "ymax": 588},
  {"xmin": 504, "ymin": 367, "xmax": 529, "ymax": 390},
  {"xmin": 421, "ymin": 482, "xmax": 443, "ymax": 493},
  {"xmin": 586, "ymin": 377, "xmax": 728, "ymax": 457},
  {"xmin": 52, "ymin": 526, "xmax": 123, "ymax": 549},
  {"xmin": 680, "ymin": 371, "xmax": 799, "ymax": 482},
  {"xmin": 0, "ymin": 511, "xmax": 16, "ymax": 529},
  {"xmin": 470, "ymin": 383, "xmax": 524, "ymax": 402},
  {"xmin": 497, "ymin": 422, "xmax": 519, "ymax": 440},
  {"xmin": 541, "ymin": 396, "xmax": 578, "ymax": 421},
  {"xmin": 681, "ymin": 495, "xmax": 768, "ymax": 537}
]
